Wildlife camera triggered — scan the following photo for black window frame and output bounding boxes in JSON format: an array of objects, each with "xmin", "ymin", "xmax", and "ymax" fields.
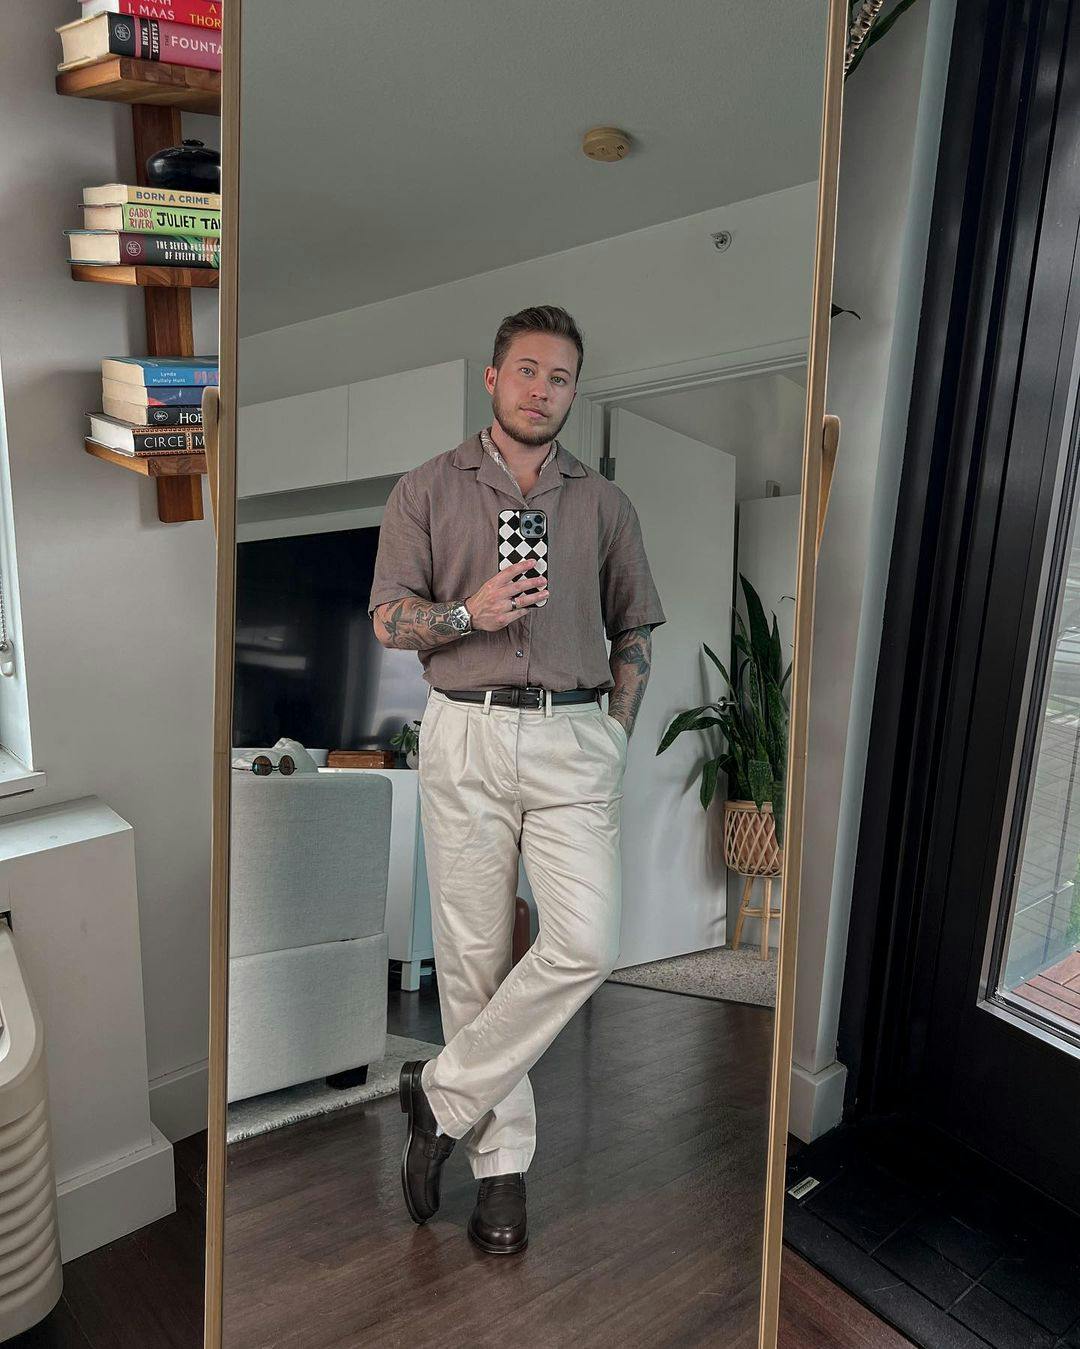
[{"xmin": 838, "ymin": 0, "xmax": 1080, "ymax": 1208}]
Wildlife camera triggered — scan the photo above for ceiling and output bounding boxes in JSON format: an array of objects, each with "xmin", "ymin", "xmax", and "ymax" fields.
[{"xmin": 238, "ymin": 0, "xmax": 828, "ymax": 335}]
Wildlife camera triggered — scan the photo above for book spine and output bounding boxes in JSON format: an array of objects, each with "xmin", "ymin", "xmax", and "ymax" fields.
[
  {"xmin": 104, "ymin": 380, "xmax": 209, "ymax": 402},
  {"xmin": 89, "ymin": 1, "xmax": 222, "ymax": 32},
  {"xmin": 121, "ymin": 405, "xmax": 203, "ymax": 427},
  {"xmin": 121, "ymin": 15, "xmax": 223, "ymax": 70},
  {"xmin": 154, "ymin": 19, "xmax": 222, "ymax": 70},
  {"xmin": 114, "ymin": 385, "xmax": 204, "ymax": 399},
  {"xmin": 103, "ymin": 13, "xmax": 138, "ymax": 57},
  {"xmin": 129, "ymin": 186, "xmax": 219, "ymax": 208},
  {"xmin": 89, "ymin": 186, "xmax": 220, "ymax": 209},
  {"xmin": 135, "ymin": 367, "xmax": 217, "ymax": 387},
  {"xmin": 121, "ymin": 203, "xmax": 220, "ymax": 236},
  {"xmin": 128, "ymin": 428, "xmax": 206, "ymax": 452},
  {"xmin": 115, "ymin": 232, "xmax": 220, "ymax": 268}
]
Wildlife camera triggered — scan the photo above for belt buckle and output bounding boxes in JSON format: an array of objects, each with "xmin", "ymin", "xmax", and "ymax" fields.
[{"xmin": 520, "ymin": 685, "xmax": 544, "ymax": 709}]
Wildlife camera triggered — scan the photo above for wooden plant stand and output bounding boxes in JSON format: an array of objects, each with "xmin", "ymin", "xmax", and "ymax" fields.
[
  {"xmin": 724, "ymin": 799, "xmax": 783, "ymax": 960},
  {"xmin": 731, "ymin": 873, "xmax": 782, "ymax": 960},
  {"xmin": 56, "ymin": 60, "xmax": 221, "ymax": 523}
]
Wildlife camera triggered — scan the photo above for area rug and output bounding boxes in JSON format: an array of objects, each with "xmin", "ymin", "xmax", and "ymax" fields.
[
  {"xmin": 226, "ymin": 1033, "xmax": 443, "ymax": 1144},
  {"xmin": 608, "ymin": 945, "xmax": 777, "ymax": 1008}
]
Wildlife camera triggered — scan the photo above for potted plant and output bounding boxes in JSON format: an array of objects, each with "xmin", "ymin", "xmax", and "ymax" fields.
[
  {"xmin": 390, "ymin": 719, "xmax": 421, "ymax": 769},
  {"xmin": 657, "ymin": 575, "xmax": 791, "ymax": 872}
]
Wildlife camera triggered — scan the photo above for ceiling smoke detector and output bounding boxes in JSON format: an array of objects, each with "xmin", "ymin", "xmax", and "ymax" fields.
[{"xmin": 582, "ymin": 126, "xmax": 632, "ymax": 162}]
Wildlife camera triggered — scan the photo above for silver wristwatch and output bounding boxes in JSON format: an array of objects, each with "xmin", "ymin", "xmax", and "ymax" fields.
[{"xmin": 446, "ymin": 601, "xmax": 473, "ymax": 635}]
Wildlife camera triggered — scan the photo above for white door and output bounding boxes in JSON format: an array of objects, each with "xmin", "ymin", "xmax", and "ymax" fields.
[{"xmin": 608, "ymin": 408, "xmax": 736, "ymax": 967}]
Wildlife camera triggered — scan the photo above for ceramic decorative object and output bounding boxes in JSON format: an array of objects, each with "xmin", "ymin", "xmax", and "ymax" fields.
[{"xmin": 145, "ymin": 139, "xmax": 221, "ymax": 192}]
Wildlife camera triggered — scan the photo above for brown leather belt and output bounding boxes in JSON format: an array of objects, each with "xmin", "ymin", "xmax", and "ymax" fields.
[{"xmin": 435, "ymin": 685, "xmax": 602, "ymax": 709}]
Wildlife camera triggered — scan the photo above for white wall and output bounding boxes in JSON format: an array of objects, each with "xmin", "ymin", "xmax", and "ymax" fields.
[
  {"xmin": 0, "ymin": 2, "xmax": 219, "ymax": 1137},
  {"xmin": 621, "ymin": 372, "xmax": 807, "ymax": 502},
  {"xmin": 238, "ymin": 182, "xmax": 819, "ymax": 406},
  {"xmin": 0, "ymin": 799, "xmax": 175, "ymax": 1260},
  {"xmin": 789, "ymin": 0, "xmax": 956, "ymax": 1140},
  {"xmin": 0, "ymin": 369, "xmax": 33, "ymax": 768}
]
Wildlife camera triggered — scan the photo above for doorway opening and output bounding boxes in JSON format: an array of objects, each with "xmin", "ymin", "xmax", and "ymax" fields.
[{"xmin": 581, "ymin": 358, "xmax": 807, "ymax": 1009}]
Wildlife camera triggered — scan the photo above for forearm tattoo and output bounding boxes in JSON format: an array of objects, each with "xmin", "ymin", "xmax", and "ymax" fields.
[
  {"xmin": 608, "ymin": 625, "xmax": 652, "ymax": 735},
  {"xmin": 375, "ymin": 598, "xmax": 465, "ymax": 651}
]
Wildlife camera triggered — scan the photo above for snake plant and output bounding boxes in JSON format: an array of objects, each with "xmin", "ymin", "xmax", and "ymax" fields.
[{"xmin": 657, "ymin": 575, "xmax": 792, "ymax": 843}]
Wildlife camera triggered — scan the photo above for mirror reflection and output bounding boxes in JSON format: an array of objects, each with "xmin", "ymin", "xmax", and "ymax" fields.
[{"xmin": 225, "ymin": 3, "xmax": 827, "ymax": 1343}]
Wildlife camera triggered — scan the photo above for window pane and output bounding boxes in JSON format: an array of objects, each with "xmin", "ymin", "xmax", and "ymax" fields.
[{"xmin": 1001, "ymin": 503, "xmax": 1080, "ymax": 1027}]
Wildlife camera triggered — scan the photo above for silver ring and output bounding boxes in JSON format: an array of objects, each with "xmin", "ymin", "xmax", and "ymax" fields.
[{"xmin": 510, "ymin": 596, "xmax": 518, "ymax": 609}]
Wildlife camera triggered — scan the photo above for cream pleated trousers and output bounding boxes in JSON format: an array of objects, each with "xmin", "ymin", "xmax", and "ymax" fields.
[{"xmin": 416, "ymin": 687, "xmax": 627, "ymax": 1179}]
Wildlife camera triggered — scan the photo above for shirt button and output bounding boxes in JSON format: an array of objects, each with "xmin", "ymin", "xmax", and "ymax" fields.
[{"xmin": 515, "ymin": 649, "xmax": 524, "ymax": 657}]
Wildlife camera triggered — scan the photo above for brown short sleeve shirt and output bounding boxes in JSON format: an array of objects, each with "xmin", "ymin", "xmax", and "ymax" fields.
[{"xmin": 367, "ymin": 430, "xmax": 666, "ymax": 692}]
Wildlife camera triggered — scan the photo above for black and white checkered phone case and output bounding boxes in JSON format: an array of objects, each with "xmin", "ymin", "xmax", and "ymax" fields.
[{"xmin": 498, "ymin": 509, "xmax": 548, "ymax": 607}]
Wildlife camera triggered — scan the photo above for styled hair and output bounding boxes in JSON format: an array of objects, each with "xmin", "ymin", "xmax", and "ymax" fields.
[{"xmin": 491, "ymin": 305, "xmax": 584, "ymax": 379}]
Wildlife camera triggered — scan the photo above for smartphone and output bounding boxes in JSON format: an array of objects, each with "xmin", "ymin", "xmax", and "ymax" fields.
[{"xmin": 498, "ymin": 508, "xmax": 548, "ymax": 607}]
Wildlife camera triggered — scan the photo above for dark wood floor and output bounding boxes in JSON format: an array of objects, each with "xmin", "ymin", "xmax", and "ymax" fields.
[
  {"xmin": 11, "ymin": 972, "xmax": 913, "ymax": 1348},
  {"xmin": 223, "ymin": 979, "xmax": 771, "ymax": 1348},
  {"xmin": 780, "ymin": 1253, "xmax": 915, "ymax": 1347},
  {"xmin": 10, "ymin": 1131, "xmax": 207, "ymax": 1347}
]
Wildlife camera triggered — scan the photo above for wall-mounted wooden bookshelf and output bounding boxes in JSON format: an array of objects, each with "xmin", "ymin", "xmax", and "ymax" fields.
[
  {"xmin": 57, "ymin": 59, "xmax": 221, "ymax": 523},
  {"xmin": 71, "ymin": 264, "xmax": 219, "ymax": 288},
  {"xmin": 56, "ymin": 57, "xmax": 220, "ymax": 114},
  {"xmin": 86, "ymin": 440, "xmax": 206, "ymax": 523},
  {"xmin": 86, "ymin": 439, "xmax": 207, "ymax": 477}
]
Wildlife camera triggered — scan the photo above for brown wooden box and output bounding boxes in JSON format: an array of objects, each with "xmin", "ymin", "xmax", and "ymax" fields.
[{"xmin": 326, "ymin": 750, "xmax": 398, "ymax": 769}]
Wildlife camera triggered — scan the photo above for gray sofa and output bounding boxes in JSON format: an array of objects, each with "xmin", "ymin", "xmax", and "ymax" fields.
[{"xmin": 227, "ymin": 770, "xmax": 393, "ymax": 1103}]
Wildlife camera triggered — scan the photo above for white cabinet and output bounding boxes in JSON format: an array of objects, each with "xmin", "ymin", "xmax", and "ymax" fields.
[
  {"xmin": 237, "ymin": 360, "xmax": 490, "ymax": 500},
  {"xmin": 237, "ymin": 384, "xmax": 348, "ymax": 498},
  {"xmin": 347, "ymin": 360, "xmax": 473, "ymax": 481}
]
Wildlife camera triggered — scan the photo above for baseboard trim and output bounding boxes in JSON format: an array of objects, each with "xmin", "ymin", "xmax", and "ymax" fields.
[
  {"xmin": 788, "ymin": 1058, "xmax": 847, "ymax": 1143},
  {"xmin": 149, "ymin": 1059, "xmax": 208, "ymax": 1142},
  {"xmin": 56, "ymin": 1123, "xmax": 174, "ymax": 1261}
]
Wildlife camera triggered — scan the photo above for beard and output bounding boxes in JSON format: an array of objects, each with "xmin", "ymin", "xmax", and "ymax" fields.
[{"xmin": 491, "ymin": 387, "xmax": 573, "ymax": 447}]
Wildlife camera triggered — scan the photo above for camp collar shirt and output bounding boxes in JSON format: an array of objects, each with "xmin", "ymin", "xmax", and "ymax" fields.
[
  {"xmin": 480, "ymin": 424, "xmax": 557, "ymax": 485},
  {"xmin": 367, "ymin": 428, "xmax": 667, "ymax": 693}
]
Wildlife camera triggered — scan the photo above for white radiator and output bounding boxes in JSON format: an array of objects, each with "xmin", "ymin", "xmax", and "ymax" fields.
[{"xmin": 0, "ymin": 923, "xmax": 62, "ymax": 1339}]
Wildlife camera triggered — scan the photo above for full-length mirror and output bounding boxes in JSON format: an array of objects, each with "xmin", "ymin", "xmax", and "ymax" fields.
[{"xmin": 212, "ymin": 3, "xmax": 836, "ymax": 1344}]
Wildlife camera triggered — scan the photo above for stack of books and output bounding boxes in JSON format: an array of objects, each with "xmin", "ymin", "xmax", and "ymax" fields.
[
  {"xmin": 87, "ymin": 357, "xmax": 218, "ymax": 457},
  {"xmin": 56, "ymin": 2, "xmax": 222, "ymax": 74},
  {"xmin": 65, "ymin": 182, "xmax": 220, "ymax": 270}
]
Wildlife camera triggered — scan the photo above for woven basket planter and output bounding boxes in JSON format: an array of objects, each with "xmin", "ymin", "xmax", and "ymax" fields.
[{"xmin": 723, "ymin": 800, "xmax": 782, "ymax": 877}]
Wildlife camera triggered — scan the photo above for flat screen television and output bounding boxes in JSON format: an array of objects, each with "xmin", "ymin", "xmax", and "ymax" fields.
[{"xmin": 233, "ymin": 526, "xmax": 428, "ymax": 752}]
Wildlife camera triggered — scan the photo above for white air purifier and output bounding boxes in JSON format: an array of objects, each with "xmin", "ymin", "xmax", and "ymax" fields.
[{"xmin": 0, "ymin": 922, "xmax": 62, "ymax": 1338}]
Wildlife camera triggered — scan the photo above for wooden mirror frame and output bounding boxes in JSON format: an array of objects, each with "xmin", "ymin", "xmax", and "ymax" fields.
[
  {"xmin": 204, "ymin": 2, "xmax": 847, "ymax": 1342},
  {"xmin": 758, "ymin": 0, "xmax": 847, "ymax": 1339},
  {"xmin": 204, "ymin": 1, "xmax": 239, "ymax": 1338}
]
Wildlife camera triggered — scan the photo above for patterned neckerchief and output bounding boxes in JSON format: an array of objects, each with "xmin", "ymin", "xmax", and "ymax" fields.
[{"xmin": 480, "ymin": 425, "xmax": 558, "ymax": 489}]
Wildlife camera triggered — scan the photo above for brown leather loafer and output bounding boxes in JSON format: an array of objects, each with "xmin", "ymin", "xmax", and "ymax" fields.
[
  {"xmin": 467, "ymin": 1172, "xmax": 528, "ymax": 1254},
  {"xmin": 399, "ymin": 1059, "xmax": 455, "ymax": 1224}
]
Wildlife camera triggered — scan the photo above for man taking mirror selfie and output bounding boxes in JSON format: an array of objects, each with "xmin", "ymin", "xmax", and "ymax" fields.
[{"xmin": 368, "ymin": 305, "xmax": 666, "ymax": 1255}]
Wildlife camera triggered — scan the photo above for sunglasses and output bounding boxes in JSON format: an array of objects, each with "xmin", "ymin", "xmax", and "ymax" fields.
[{"xmin": 250, "ymin": 753, "xmax": 296, "ymax": 776}]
